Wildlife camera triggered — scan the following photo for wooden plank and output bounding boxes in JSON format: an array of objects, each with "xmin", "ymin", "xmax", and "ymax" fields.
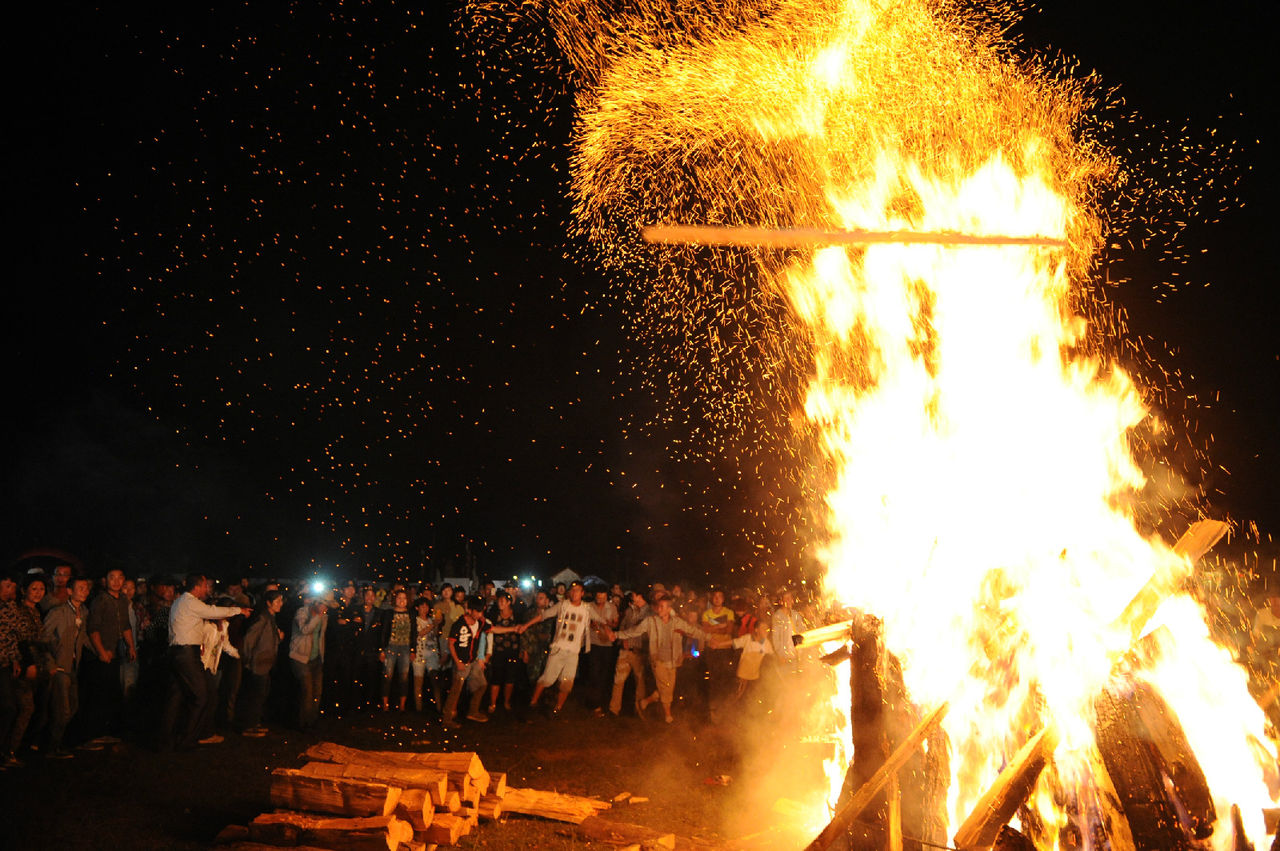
[
  {"xmin": 304, "ymin": 742, "xmax": 489, "ymax": 798},
  {"xmin": 953, "ymin": 724, "xmax": 1059, "ymax": 850},
  {"xmin": 1112, "ymin": 520, "xmax": 1228, "ymax": 642},
  {"xmin": 269, "ymin": 768, "xmax": 400, "ymax": 818},
  {"xmin": 297, "ymin": 761, "xmax": 448, "ymax": 807},
  {"xmin": 501, "ymin": 787, "xmax": 612, "ymax": 824},
  {"xmin": 803, "ymin": 702, "xmax": 948, "ymax": 851},
  {"xmin": 249, "ymin": 812, "xmax": 412, "ymax": 851}
]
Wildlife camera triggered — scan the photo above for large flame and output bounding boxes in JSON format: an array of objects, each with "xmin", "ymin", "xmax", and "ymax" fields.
[{"xmin": 517, "ymin": 0, "xmax": 1279, "ymax": 844}]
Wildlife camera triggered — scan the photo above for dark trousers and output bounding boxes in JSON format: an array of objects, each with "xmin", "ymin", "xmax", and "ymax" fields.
[
  {"xmin": 217, "ymin": 655, "xmax": 242, "ymax": 727},
  {"xmin": 47, "ymin": 670, "xmax": 78, "ymax": 752},
  {"xmin": 585, "ymin": 645, "xmax": 616, "ymax": 709},
  {"xmin": 159, "ymin": 646, "xmax": 212, "ymax": 750},
  {"xmin": 82, "ymin": 654, "xmax": 123, "ymax": 738},
  {"xmin": 325, "ymin": 645, "xmax": 357, "ymax": 711},
  {"xmin": 236, "ymin": 670, "xmax": 272, "ymax": 730},
  {"xmin": 0, "ymin": 667, "xmax": 17, "ymax": 758},
  {"xmin": 291, "ymin": 658, "xmax": 324, "ymax": 729}
]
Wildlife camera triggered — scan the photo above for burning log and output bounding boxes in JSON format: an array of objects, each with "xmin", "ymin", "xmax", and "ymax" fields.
[
  {"xmin": 1093, "ymin": 684, "xmax": 1189, "ymax": 851},
  {"xmin": 791, "ymin": 619, "xmax": 856, "ymax": 648},
  {"xmin": 953, "ymin": 724, "xmax": 1060, "ymax": 850},
  {"xmin": 803, "ymin": 702, "xmax": 948, "ymax": 851},
  {"xmin": 501, "ymin": 787, "xmax": 612, "ymax": 823},
  {"xmin": 640, "ymin": 223, "xmax": 1069, "ymax": 248},
  {"xmin": 248, "ymin": 812, "xmax": 413, "ymax": 851},
  {"xmin": 1111, "ymin": 519, "xmax": 1228, "ymax": 643},
  {"xmin": 1130, "ymin": 680, "xmax": 1215, "ymax": 838},
  {"xmin": 990, "ymin": 825, "xmax": 1036, "ymax": 851},
  {"xmin": 296, "ymin": 761, "xmax": 449, "ymax": 808}
]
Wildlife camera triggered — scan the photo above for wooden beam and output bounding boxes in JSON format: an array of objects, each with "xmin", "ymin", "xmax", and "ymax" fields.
[
  {"xmin": 640, "ymin": 224, "xmax": 1068, "ymax": 249},
  {"xmin": 953, "ymin": 724, "xmax": 1059, "ymax": 850},
  {"xmin": 803, "ymin": 702, "xmax": 948, "ymax": 851},
  {"xmin": 1112, "ymin": 520, "xmax": 1228, "ymax": 642}
]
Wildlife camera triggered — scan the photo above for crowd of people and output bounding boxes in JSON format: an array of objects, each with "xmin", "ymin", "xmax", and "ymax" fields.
[{"xmin": 5, "ymin": 562, "xmax": 1280, "ymax": 768}]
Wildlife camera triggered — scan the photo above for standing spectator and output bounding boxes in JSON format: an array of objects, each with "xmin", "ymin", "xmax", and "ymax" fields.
[
  {"xmin": 520, "ymin": 581, "xmax": 611, "ymax": 716},
  {"xmin": 608, "ymin": 590, "xmax": 650, "ymax": 717},
  {"xmin": 5, "ymin": 576, "xmax": 47, "ymax": 764},
  {"xmin": 119, "ymin": 578, "xmax": 142, "ymax": 709},
  {"xmin": 158, "ymin": 575, "xmax": 248, "ymax": 752},
  {"xmin": 39, "ymin": 565, "xmax": 73, "ymax": 614},
  {"xmin": 289, "ymin": 590, "xmax": 331, "ymax": 730},
  {"xmin": 199, "ymin": 608, "xmax": 238, "ymax": 744},
  {"xmin": 770, "ymin": 589, "xmax": 807, "ymax": 673},
  {"xmin": 700, "ymin": 588, "xmax": 736, "ymax": 708},
  {"xmin": 615, "ymin": 594, "xmax": 730, "ymax": 724},
  {"xmin": 354, "ymin": 586, "xmax": 384, "ymax": 709},
  {"xmin": 237, "ymin": 590, "xmax": 284, "ymax": 736},
  {"xmin": 484, "ymin": 593, "xmax": 523, "ymax": 715},
  {"xmin": 40, "ymin": 575, "xmax": 93, "ymax": 759},
  {"xmin": 731, "ymin": 620, "xmax": 775, "ymax": 707},
  {"xmin": 520, "ymin": 590, "xmax": 554, "ymax": 686},
  {"xmin": 442, "ymin": 597, "xmax": 489, "ymax": 728},
  {"xmin": 585, "ymin": 588, "xmax": 619, "ymax": 717},
  {"xmin": 326, "ymin": 580, "xmax": 360, "ymax": 712},
  {"xmin": 411, "ymin": 597, "xmax": 444, "ymax": 716},
  {"xmin": 378, "ymin": 590, "xmax": 416, "ymax": 712},
  {"xmin": 0, "ymin": 573, "xmax": 25, "ymax": 767},
  {"xmin": 85, "ymin": 567, "xmax": 136, "ymax": 742}
]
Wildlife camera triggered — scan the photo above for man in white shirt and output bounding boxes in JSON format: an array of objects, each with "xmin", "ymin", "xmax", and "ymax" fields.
[
  {"xmin": 519, "ymin": 581, "xmax": 611, "ymax": 715},
  {"xmin": 158, "ymin": 575, "xmax": 247, "ymax": 751}
]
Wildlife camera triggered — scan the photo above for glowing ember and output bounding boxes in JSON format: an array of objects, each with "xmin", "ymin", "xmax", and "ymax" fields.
[{"xmin": 525, "ymin": 0, "xmax": 1278, "ymax": 846}]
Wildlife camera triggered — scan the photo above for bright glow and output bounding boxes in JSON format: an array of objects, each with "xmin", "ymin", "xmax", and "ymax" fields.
[
  {"xmin": 310, "ymin": 579, "xmax": 326, "ymax": 596},
  {"xmin": 521, "ymin": 578, "xmax": 534, "ymax": 590},
  {"xmin": 556, "ymin": 0, "xmax": 1279, "ymax": 845}
]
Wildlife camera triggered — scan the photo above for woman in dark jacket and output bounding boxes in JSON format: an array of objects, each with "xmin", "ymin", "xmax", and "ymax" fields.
[
  {"xmin": 377, "ymin": 590, "xmax": 416, "ymax": 711},
  {"xmin": 236, "ymin": 590, "xmax": 283, "ymax": 736}
]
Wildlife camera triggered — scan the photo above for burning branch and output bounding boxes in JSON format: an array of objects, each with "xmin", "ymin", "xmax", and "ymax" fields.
[
  {"xmin": 953, "ymin": 724, "xmax": 1060, "ymax": 850},
  {"xmin": 802, "ymin": 702, "xmax": 948, "ymax": 851},
  {"xmin": 641, "ymin": 224, "xmax": 1069, "ymax": 248}
]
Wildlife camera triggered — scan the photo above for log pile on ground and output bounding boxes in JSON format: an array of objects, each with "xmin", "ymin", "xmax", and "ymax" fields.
[{"xmin": 214, "ymin": 740, "xmax": 703, "ymax": 849}]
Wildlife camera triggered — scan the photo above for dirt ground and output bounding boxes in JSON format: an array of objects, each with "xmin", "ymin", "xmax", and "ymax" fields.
[{"xmin": 0, "ymin": 681, "xmax": 835, "ymax": 851}]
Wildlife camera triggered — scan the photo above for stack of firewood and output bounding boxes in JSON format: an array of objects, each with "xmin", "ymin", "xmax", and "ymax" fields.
[{"xmin": 214, "ymin": 740, "xmax": 619, "ymax": 850}]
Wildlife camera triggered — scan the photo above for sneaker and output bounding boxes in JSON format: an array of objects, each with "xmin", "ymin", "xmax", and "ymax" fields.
[
  {"xmin": 77, "ymin": 741, "xmax": 104, "ymax": 751},
  {"xmin": 48, "ymin": 749, "xmax": 74, "ymax": 760},
  {"xmin": 96, "ymin": 735, "xmax": 122, "ymax": 745},
  {"xmin": 197, "ymin": 734, "xmax": 225, "ymax": 745},
  {"xmin": 4, "ymin": 757, "xmax": 24, "ymax": 769},
  {"xmin": 242, "ymin": 728, "xmax": 267, "ymax": 738},
  {"xmin": 443, "ymin": 719, "xmax": 461, "ymax": 730},
  {"xmin": 592, "ymin": 707, "xmax": 606, "ymax": 718},
  {"xmin": 465, "ymin": 713, "xmax": 489, "ymax": 723}
]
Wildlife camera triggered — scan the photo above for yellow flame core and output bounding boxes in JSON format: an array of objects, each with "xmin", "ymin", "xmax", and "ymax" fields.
[{"xmin": 553, "ymin": 0, "xmax": 1278, "ymax": 844}]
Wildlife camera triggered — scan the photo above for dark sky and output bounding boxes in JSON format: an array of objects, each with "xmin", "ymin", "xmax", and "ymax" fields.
[{"xmin": 4, "ymin": 1, "xmax": 1276, "ymax": 583}]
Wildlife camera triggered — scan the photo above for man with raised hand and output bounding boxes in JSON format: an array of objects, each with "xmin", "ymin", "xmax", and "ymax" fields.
[{"xmin": 519, "ymin": 581, "xmax": 612, "ymax": 717}]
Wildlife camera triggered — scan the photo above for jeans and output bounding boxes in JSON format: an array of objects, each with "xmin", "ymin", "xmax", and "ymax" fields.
[
  {"xmin": 381, "ymin": 647, "xmax": 412, "ymax": 699},
  {"xmin": 48, "ymin": 670, "xmax": 79, "ymax": 752},
  {"xmin": 443, "ymin": 661, "xmax": 486, "ymax": 722},
  {"xmin": 291, "ymin": 657, "xmax": 324, "ymax": 729},
  {"xmin": 411, "ymin": 661, "xmax": 444, "ymax": 713}
]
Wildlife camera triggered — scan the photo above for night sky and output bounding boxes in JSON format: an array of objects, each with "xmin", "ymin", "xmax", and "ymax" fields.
[{"xmin": 5, "ymin": 1, "xmax": 1277, "ymax": 584}]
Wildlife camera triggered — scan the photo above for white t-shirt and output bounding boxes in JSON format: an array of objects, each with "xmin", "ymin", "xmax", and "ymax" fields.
[{"xmin": 544, "ymin": 600, "xmax": 599, "ymax": 654}]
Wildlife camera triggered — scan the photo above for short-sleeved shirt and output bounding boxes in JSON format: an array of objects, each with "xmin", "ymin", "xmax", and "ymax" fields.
[
  {"xmin": 88, "ymin": 592, "xmax": 131, "ymax": 648},
  {"xmin": 701, "ymin": 605, "xmax": 734, "ymax": 633},
  {"xmin": 490, "ymin": 615, "xmax": 521, "ymax": 660},
  {"xmin": 543, "ymin": 601, "xmax": 602, "ymax": 655},
  {"xmin": 449, "ymin": 616, "xmax": 485, "ymax": 665}
]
